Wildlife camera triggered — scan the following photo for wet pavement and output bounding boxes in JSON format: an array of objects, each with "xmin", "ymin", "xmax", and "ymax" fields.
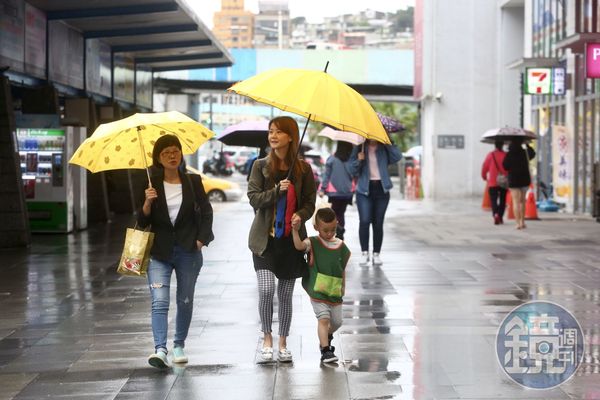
[{"xmin": 1, "ymin": 180, "xmax": 600, "ymax": 399}]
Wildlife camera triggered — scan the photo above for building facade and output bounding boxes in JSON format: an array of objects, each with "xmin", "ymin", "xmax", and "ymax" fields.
[
  {"xmin": 254, "ymin": 0, "xmax": 290, "ymax": 48},
  {"xmin": 415, "ymin": 0, "xmax": 600, "ymax": 217},
  {"xmin": 213, "ymin": 0, "xmax": 255, "ymax": 48}
]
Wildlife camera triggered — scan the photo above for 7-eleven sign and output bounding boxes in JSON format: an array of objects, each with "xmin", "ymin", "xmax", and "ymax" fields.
[
  {"xmin": 525, "ymin": 68, "xmax": 552, "ymax": 94},
  {"xmin": 524, "ymin": 67, "xmax": 566, "ymax": 95}
]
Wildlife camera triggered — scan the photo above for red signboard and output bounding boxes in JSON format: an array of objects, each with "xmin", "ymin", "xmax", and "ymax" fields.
[{"xmin": 586, "ymin": 43, "xmax": 600, "ymax": 79}]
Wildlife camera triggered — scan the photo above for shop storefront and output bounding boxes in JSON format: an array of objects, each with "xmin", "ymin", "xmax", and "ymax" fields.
[{"xmin": 529, "ymin": 0, "xmax": 600, "ymax": 216}]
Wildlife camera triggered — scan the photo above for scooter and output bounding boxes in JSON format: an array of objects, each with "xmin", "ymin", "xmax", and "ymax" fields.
[{"xmin": 202, "ymin": 155, "xmax": 233, "ymax": 176}]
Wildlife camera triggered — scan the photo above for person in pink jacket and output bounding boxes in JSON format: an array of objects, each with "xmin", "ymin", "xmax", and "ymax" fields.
[{"xmin": 481, "ymin": 140, "xmax": 508, "ymax": 225}]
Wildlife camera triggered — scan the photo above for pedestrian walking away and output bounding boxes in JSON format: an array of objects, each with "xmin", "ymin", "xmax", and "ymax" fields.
[
  {"xmin": 291, "ymin": 207, "xmax": 351, "ymax": 364},
  {"xmin": 247, "ymin": 116, "xmax": 316, "ymax": 363},
  {"xmin": 138, "ymin": 134, "xmax": 214, "ymax": 369},
  {"xmin": 502, "ymin": 137, "xmax": 536, "ymax": 230},
  {"xmin": 319, "ymin": 141, "xmax": 355, "ymax": 240},
  {"xmin": 349, "ymin": 139, "xmax": 402, "ymax": 267},
  {"xmin": 481, "ymin": 139, "xmax": 508, "ymax": 225}
]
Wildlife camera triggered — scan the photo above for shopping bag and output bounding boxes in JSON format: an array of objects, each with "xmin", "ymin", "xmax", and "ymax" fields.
[
  {"xmin": 314, "ymin": 272, "xmax": 343, "ymax": 297},
  {"xmin": 116, "ymin": 227, "xmax": 155, "ymax": 277}
]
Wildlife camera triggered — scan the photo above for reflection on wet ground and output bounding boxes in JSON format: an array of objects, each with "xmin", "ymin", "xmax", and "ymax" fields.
[{"xmin": 1, "ymin": 196, "xmax": 600, "ymax": 399}]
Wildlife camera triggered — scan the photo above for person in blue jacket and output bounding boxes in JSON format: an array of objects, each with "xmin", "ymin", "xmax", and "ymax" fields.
[
  {"xmin": 349, "ymin": 139, "xmax": 402, "ymax": 266},
  {"xmin": 318, "ymin": 141, "xmax": 355, "ymax": 240}
]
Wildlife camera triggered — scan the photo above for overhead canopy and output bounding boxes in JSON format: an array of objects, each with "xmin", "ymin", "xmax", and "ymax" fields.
[{"xmin": 27, "ymin": 0, "xmax": 233, "ymax": 72}]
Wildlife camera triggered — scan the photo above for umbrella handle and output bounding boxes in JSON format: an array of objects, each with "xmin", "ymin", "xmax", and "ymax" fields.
[
  {"xmin": 288, "ymin": 115, "xmax": 311, "ymax": 180},
  {"xmin": 137, "ymin": 127, "xmax": 153, "ymax": 188}
]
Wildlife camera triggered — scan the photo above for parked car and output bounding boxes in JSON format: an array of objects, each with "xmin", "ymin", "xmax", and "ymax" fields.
[{"xmin": 187, "ymin": 166, "xmax": 242, "ymax": 202}]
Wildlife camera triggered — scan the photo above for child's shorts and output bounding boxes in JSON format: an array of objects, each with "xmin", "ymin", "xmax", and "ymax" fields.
[{"xmin": 311, "ymin": 300, "xmax": 342, "ymax": 331}]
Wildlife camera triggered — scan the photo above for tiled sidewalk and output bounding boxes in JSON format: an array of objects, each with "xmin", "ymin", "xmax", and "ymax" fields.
[{"xmin": 1, "ymin": 193, "xmax": 599, "ymax": 399}]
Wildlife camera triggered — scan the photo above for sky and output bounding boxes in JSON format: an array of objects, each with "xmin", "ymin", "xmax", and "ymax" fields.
[{"xmin": 187, "ymin": 0, "xmax": 414, "ymax": 29}]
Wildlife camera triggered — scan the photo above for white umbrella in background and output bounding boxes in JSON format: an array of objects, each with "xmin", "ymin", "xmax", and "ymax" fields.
[
  {"xmin": 404, "ymin": 145, "xmax": 423, "ymax": 159},
  {"xmin": 317, "ymin": 126, "xmax": 365, "ymax": 146}
]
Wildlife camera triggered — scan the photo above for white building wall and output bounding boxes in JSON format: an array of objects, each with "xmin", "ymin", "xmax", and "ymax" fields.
[{"xmin": 421, "ymin": 0, "xmax": 501, "ymax": 199}]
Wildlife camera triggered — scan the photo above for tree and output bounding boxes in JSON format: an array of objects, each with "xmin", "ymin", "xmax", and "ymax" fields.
[
  {"xmin": 372, "ymin": 102, "xmax": 419, "ymax": 152},
  {"xmin": 392, "ymin": 7, "xmax": 414, "ymax": 33}
]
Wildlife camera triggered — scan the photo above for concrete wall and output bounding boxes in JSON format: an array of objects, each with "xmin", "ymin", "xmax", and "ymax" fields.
[{"xmin": 420, "ymin": 0, "xmax": 500, "ymax": 199}]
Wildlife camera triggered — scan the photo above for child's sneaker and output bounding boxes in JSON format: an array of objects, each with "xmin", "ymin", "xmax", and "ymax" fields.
[
  {"xmin": 359, "ymin": 251, "xmax": 370, "ymax": 266},
  {"xmin": 320, "ymin": 346, "xmax": 338, "ymax": 363},
  {"xmin": 278, "ymin": 348, "xmax": 293, "ymax": 363},
  {"xmin": 372, "ymin": 252, "xmax": 383, "ymax": 266},
  {"xmin": 172, "ymin": 346, "xmax": 188, "ymax": 363},
  {"xmin": 148, "ymin": 349, "xmax": 169, "ymax": 369}
]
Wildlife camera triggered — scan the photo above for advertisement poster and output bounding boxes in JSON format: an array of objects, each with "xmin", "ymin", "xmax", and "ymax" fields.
[
  {"xmin": 114, "ymin": 54, "xmax": 135, "ymax": 103},
  {"xmin": 86, "ymin": 39, "xmax": 111, "ymax": 97},
  {"xmin": 24, "ymin": 3, "xmax": 46, "ymax": 78},
  {"xmin": 135, "ymin": 68, "xmax": 152, "ymax": 108},
  {"xmin": 49, "ymin": 21, "xmax": 83, "ymax": 88},
  {"xmin": 0, "ymin": 0, "xmax": 25, "ymax": 72},
  {"xmin": 552, "ymin": 125, "xmax": 572, "ymax": 203}
]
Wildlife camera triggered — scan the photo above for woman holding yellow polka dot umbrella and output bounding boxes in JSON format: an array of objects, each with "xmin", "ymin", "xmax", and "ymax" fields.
[{"xmin": 70, "ymin": 111, "xmax": 216, "ymax": 369}]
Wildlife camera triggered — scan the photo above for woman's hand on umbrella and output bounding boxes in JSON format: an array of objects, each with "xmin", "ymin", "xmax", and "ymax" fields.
[
  {"xmin": 357, "ymin": 151, "xmax": 365, "ymax": 161},
  {"xmin": 279, "ymin": 179, "xmax": 291, "ymax": 192},
  {"xmin": 144, "ymin": 187, "xmax": 158, "ymax": 205}
]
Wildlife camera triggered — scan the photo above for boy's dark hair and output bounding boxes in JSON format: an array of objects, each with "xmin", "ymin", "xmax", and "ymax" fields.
[{"xmin": 315, "ymin": 207, "xmax": 336, "ymax": 224}]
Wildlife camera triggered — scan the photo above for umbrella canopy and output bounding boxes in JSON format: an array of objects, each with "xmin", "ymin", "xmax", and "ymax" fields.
[
  {"xmin": 69, "ymin": 111, "xmax": 215, "ymax": 174},
  {"xmin": 481, "ymin": 126, "xmax": 537, "ymax": 143},
  {"xmin": 217, "ymin": 119, "xmax": 313, "ymax": 153},
  {"xmin": 228, "ymin": 67, "xmax": 390, "ymax": 144},
  {"xmin": 217, "ymin": 120, "xmax": 270, "ymax": 147},
  {"xmin": 377, "ymin": 112, "xmax": 404, "ymax": 133},
  {"xmin": 404, "ymin": 145, "xmax": 423, "ymax": 159},
  {"xmin": 317, "ymin": 126, "xmax": 365, "ymax": 145}
]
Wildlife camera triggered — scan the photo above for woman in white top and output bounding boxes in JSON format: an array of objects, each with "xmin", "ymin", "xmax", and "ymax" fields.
[{"xmin": 138, "ymin": 134, "xmax": 214, "ymax": 369}]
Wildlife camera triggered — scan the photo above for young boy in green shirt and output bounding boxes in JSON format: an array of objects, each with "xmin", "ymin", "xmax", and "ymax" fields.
[{"xmin": 291, "ymin": 207, "xmax": 351, "ymax": 363}]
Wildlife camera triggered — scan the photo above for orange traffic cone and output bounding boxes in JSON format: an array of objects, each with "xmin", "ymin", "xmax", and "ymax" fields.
[
  {"xmin": 506, "ymin": 190, "xmax": 515, "ymax": 220},
  {"xmin": 525, "ymin": 185, "xmax": 539, "ymax": 220},
  {"xmin": 482, "ymin": 184, "xmax": 491, "ymax": 211}
]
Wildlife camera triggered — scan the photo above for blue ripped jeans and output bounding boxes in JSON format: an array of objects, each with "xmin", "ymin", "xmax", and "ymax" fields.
[{"xmin": 147, "ymin": 246, "xmax": 202, "ymax": 352}]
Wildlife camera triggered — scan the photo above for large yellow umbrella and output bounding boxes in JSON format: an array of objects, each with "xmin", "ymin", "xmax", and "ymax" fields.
[
  {"xmin": 69, "ymin": 111, "xmax": 215, "ymax": 184},
  {"xmin": 227, "ymin": 65, "xmax": 390, "ymax": 144}
]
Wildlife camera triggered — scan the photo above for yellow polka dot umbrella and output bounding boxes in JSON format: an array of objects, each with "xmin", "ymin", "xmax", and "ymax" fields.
[{"xmin": 69, "ymin": 111, "xmax": 215, "ymax": 184}]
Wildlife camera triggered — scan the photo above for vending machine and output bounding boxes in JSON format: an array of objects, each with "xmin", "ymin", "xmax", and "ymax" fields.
[{"xmin": 16, "ymin": 128, "xmax": 74, "ymax": 232}]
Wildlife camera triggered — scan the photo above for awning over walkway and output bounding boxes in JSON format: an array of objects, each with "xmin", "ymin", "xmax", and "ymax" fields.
[{"xmin": 27, "ymin": 0, "xmax": 233, "ymax": 72}]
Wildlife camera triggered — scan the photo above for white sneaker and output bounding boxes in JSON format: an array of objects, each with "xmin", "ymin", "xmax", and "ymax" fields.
[
  {"xmin": 278, "ymin": 348, "xmax": 293, "ymax": 363},
  {"xmin": 359, "ymin": 251, "xmax": 370, "ymax": 266},
  {"xmin": 372, "ymin": 253, "xmax": 382, "ymax": 266},
  {"xmin": 258, "ymin": 347, "xmax": 274, "ymax": 363}
]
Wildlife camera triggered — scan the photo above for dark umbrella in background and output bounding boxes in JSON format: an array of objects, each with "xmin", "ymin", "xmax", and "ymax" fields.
[
  {"xmin": 376, "ymin": 112, "xmax": 404, "ymax": 134},
  {"xmin": 217, "ymin": 119, "xmax": 312, "ymax": 152},
  {"xmin": 217, "ymin": 120, "xmax": 270, "ymax": 148}
]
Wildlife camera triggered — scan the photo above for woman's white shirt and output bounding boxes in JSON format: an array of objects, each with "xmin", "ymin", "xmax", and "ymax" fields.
[{"xmin": 163, "ymin": 181, "xmax": 183, "ymax": 225}]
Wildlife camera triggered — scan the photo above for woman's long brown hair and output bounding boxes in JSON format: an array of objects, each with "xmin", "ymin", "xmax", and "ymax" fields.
[{"xmin": 267, "ymin": 116, "xmax": 306, "ymax": 179}]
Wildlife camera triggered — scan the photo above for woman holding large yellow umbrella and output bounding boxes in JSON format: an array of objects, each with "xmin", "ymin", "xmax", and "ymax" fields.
[
  {"xmin": 247, "ymin": 116, "xmax": 316, "ymax": 363},
  {"xmin": 229, "ymin": 63, "xmax": 388, "ymax": 362}
]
